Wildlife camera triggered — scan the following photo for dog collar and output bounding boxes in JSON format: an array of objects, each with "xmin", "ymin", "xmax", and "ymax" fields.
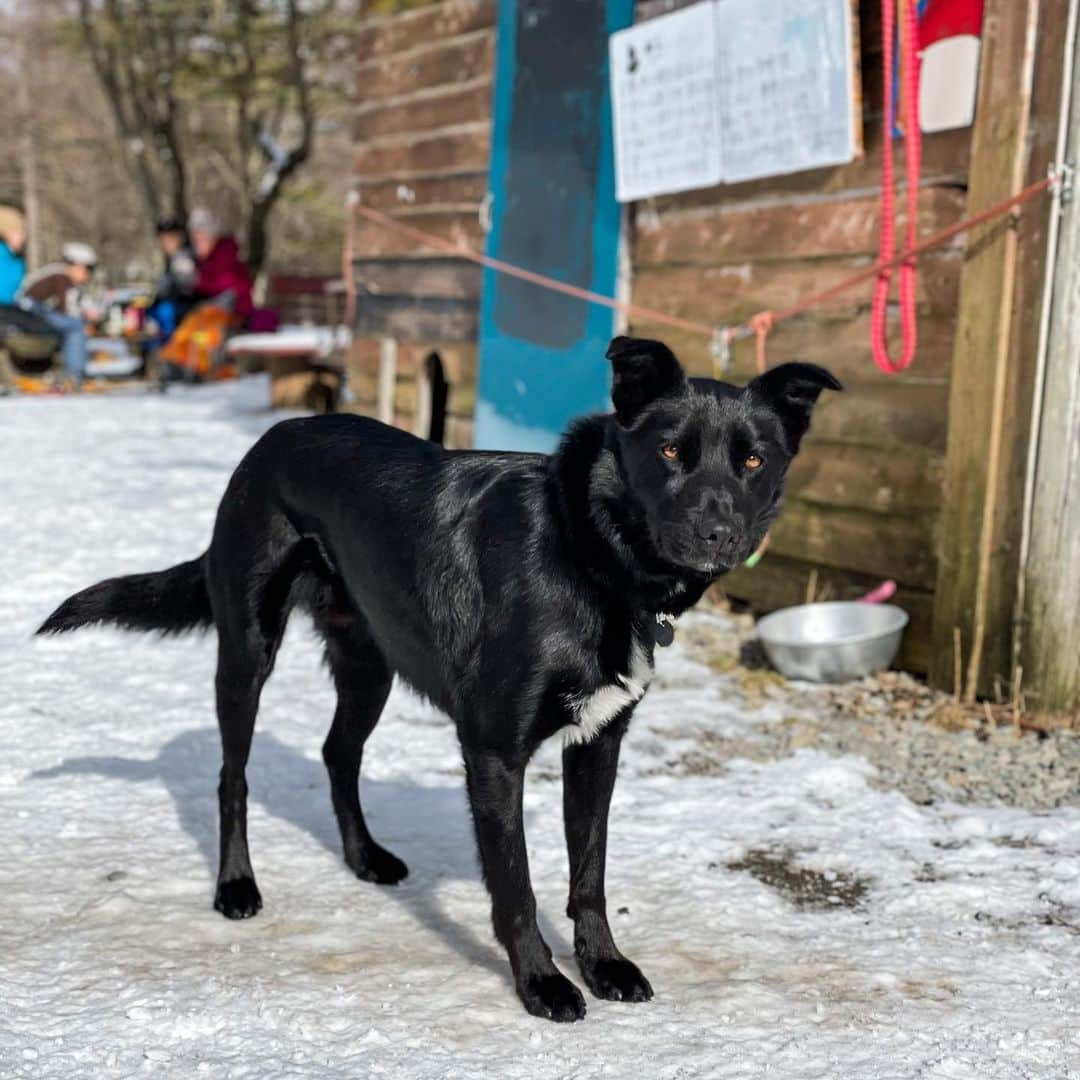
[{"xmin": 654, "ymin": 613, "xmax": 675, "ymax": 648}]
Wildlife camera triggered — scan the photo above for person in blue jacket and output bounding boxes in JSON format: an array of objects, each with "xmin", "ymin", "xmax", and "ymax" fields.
[{"xmin": 0, "ymin": 206, "xmax": 27, "ymax": 304}]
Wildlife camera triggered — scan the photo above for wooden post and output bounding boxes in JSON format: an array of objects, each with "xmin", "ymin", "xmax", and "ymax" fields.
[
  {"xmin": 929, "ymin": 0, "xmax": 1068, "ymax": 699},
  {"xmin": 1021, "ymin": 33, "xmax": 1080, "ymax": 720},
  {"xmin": 414, "ymin": 352, "xmax": 433, "ymax": 439},
  {"xmin": 377, "ymin": 336, "xmax": 397, "ymax": 425}
]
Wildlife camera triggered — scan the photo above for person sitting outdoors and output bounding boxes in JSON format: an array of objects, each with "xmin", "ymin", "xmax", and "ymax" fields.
[
  {"xmin": 19, "ymin": 242, "xmax": 97, "ymax": 386},
  {"xmin": 0, "ymin": 206, "xmax": 27, "ymax": 304},
  {"xmin": 147, "ymin": 215, "xmax": 198, "ymax": 343},
  {"xmin": 158, "ymin": 208, "xmax": 276, "ymax": 382},
  {"xmin": 188, "ymin": 207, "xmax": 253, "ymax": 322},
  {"xmin": 158, "ymin": 207, "xmax": 250, "ymax": 383}
]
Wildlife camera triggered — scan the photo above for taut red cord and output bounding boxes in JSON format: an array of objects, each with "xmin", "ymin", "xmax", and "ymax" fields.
[{"xmin": 350, "ymin": 167, "xmax": 1057, "ymax": 374}]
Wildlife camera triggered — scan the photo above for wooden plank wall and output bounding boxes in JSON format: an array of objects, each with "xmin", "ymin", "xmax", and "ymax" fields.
[
  {"xmin": 352, "ymin": 0, "xmax": 978, "ymax": 673},
  {"xmin": 351, "ymin": 0, "xmax": 497, "ymax": 446},
  {"xmin": 629, "ymin": 1, "xmax": 974, "ymax": 672}
]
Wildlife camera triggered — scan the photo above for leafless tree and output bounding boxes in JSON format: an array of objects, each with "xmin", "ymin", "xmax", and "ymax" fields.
[{"xmin": 75, "ymin": 0, "xmax": 352, "ymax": 275}]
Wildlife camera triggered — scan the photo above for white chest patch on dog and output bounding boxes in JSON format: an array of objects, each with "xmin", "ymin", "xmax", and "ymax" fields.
[{"xmin": 563, "ymin": 637, "xmax": 654, "ymax": 746}]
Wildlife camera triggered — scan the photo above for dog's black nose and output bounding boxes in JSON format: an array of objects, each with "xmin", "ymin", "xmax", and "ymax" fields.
[{"xmin": 697, "ymin": 520, "xmax": 740, "ymax": 550}]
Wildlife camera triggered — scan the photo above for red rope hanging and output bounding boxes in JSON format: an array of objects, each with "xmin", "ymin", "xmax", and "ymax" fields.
[{"xmin": 871, "ymin": 0, "xmax": 923, "ymax": 374}]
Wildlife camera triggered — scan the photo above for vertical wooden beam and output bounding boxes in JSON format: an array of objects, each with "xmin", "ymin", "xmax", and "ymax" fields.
[
  {"xmin": 414, "ymin": 352, "xmax": 434, "ymax": 438},
  {"xmin": 1022, "ymin": 210, "xmax": 1080, "ymax": 716},
  {"xmin": 929, "ymin": 0, "xmax": 1067, "ymax": 699},
  {"xmin": 377, "ymin": 336, "xmax": 397, "ymax": 425},
  {"xmin": 1022, "ymin": 9, "xmax": 1080, "ymax": 720}
]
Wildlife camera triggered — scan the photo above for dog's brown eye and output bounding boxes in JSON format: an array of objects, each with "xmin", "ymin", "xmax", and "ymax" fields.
[
  {"xmin": 661, "ymin": 444, "xmax": 679, "ymax": 460},
  {"xmin": 744, "ymin": 454, "xmax": 763, "ymax": 471}
]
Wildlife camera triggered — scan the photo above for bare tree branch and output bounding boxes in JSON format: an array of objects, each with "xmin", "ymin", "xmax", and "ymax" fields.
[
  {"xmin": 245, "ymin": 0, "xmax": 316, "ymax": 273},
  {"xmin": 77, "ymin": 0, "xmax": 162, "ymax": 218},
  {"xmin": 74, "ymin": 0, "xmax": 348, "ymax": 275}
]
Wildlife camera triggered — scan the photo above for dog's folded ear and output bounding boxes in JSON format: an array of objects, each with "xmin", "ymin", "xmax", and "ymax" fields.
[
  {"xmin": 606, "ymin": 336, "xmax": 687, "ymax": 426},
  {"xmin": 748, "ymin": 362, "xmax": 842, "ymax": 452}
]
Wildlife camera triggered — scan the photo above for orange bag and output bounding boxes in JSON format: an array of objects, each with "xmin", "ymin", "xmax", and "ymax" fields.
[{"xmin": 158, "ymin": 306, "xmax": 237, "ymax": 381}]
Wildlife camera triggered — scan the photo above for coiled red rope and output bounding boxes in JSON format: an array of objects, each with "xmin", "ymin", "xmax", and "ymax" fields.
[{"xmin": 871, "ymin": 0, "xmax": 923, "ymax": 373}]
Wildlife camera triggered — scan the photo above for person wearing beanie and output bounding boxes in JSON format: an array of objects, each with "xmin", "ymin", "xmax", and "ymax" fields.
[
  {"xmin": 147, "ymin": 215, "xmax": 198, "ymax": 346},
  {"xmin": 154, "ymin": 216, "xmax": 197, "ymax": 307},
  {"xmin": 19, "ymin": 241, "xmax": 98, "ymax": 385},
  {"xmin": 0, "ymin": 206, "xmax": 27, "ymax": 305},
  {"xmin": 188, "ymin": 207, "xmax": 253, "ymax": 320}
]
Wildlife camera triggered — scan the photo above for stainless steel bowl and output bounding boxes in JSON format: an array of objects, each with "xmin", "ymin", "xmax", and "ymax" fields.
[{"xmin": 755, "ymin": 601, "xmax": 909, "ymax": 683}]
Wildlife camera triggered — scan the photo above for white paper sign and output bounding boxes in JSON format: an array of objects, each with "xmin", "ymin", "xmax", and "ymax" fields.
[
  {"xmin": 610, "ymin": 0, "xmax": 857, "ymax": 200},
  {"xmin": 609, "ymin": 2, "xmax": 722, "ymax": 202},
  {"xmin": 715, "ymin": 0, "xmax": 856, "ymax": 184}
]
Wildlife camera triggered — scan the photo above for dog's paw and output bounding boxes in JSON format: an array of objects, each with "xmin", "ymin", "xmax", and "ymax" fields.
[
  {"xmin": 517, "ymin": 971, "xmax": 587, "ymax": 1022},
  {"xmin": 348, "ymin": 844, "xmax": 409, "ymax": 885},
  {"xmin": 214, "ymin": 876, "xmax": 263, "ymax": 919},
  {"xmin": 579, "ymin": 956, "xmax": 654, "ymax": 1003}
]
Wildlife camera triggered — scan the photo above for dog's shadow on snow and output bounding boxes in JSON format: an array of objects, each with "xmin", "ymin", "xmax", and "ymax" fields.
[{"xmin": 32, "ymin": 729, "xmax": 567, "ymax": 985}]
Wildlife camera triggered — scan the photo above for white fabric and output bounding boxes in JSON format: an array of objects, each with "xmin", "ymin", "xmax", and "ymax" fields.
[{"xmin": 225, "ymin": 325, "xmax": 350, "ymax": 360}]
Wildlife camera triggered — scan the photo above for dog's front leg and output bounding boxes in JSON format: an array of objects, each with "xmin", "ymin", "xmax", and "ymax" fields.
[
  {"xmin": 563, "ymin": 716, "xmax": 654, "ymax": 1003},
  {"xmin": 462, "ymin": 746, "xmax": 586, "ymax": 1022}
]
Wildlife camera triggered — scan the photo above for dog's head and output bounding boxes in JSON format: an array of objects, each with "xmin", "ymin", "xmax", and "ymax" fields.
[{"xmin": 606, "ymin": 335, "xmax": 841, "ymax": 576}]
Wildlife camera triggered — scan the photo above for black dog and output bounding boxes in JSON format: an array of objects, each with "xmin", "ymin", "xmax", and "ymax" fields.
[{"xmin": 39, "ymin": 337, "xmax": 839, "ymax": 1021}]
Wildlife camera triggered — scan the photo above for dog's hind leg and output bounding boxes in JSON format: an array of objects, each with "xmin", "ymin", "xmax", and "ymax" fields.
[
  {"xmin": 316, "ymin": 608, "xmax": 407, "ymax": 885},
  {"xmin": 212, "ymin": 625, "xmax": 282, "ymax": 919},
  {"xmin": 207, "ymin": 527, "xmax": 297, "ymax": 920}
]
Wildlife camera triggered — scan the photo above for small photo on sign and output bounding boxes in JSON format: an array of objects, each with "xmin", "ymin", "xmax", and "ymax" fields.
[{"xmin": 609, "ymin": 2, "xmax": 723, "ymax": 202}]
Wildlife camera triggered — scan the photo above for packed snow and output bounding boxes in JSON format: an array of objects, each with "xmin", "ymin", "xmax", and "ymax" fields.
[{"xmin": 2, "ymin": 378, "xmax": 1078, "ymax": 1079}]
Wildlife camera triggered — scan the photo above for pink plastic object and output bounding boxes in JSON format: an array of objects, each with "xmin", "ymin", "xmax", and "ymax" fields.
[{"xmin": 858, "ymin": 580, "xmax": 898, "ymax": 604}]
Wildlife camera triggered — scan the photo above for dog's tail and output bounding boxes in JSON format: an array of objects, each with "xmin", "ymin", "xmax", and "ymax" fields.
[{"xmin": 37, "ymin": 556, "xmax": 213, "ymax": 637}]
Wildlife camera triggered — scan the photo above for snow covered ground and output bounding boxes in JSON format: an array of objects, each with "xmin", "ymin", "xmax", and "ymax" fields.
[{"xmin": 2, "ymin": 378, "xmax": 1078, "ymax": 1079}]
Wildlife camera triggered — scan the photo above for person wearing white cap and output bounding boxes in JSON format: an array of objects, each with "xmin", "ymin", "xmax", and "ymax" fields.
[{"xmin": 18, "ymin": 241, "xmax": 98, "ymax": 385}]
